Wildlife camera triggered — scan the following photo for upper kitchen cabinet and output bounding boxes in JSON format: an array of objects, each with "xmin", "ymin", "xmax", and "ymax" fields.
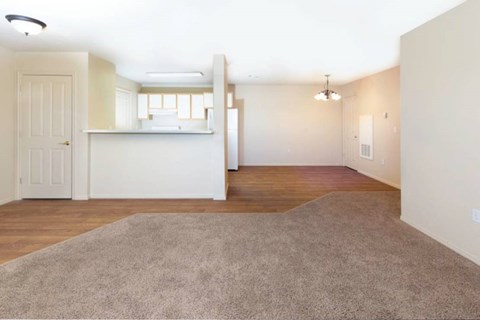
[
  {"xmin": 151, "ymin": 93, "xmax": 176, "ymax": 115},
  {"xmin": 137, "ymin": 93, "xmax": 179, "ymax": 117},
  {"xmin": 203, "ymin": 92, "xmax": 234, "ymax": 109},
  {"xmin": 204, "ymin": 92, "xmax": 214, "ymax": 109},
  {"xmin": 148, "ymin": 94, "xmax": 163, "ymax": 114},
  {"xmin": 177, "ymin": 94, "xmax": 191, "ymax": 119},
  {"xmin": 163, "ymin": 94, "xmax": 177, "ymax": 109},
  {"xmin": 191, "ymin": 94, "xmax": 206, "ymax": 120},
  {"xmin": 149, "ymin": 94, "xmax": 162, "ymax": 108}
]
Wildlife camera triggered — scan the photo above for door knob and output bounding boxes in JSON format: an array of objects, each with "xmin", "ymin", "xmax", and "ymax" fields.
[{"xmin": 61, "ymin": 141, "xmax": 70, "ymax": 146}]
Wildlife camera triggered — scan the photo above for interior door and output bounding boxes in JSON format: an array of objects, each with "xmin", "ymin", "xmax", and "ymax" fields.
[
  {"xmin": 115, "ymin": 88, "xmax": 133, "ymax": 129},
  {"xmin": 20, "ymin": 75, "xmax": 73, "ymax": 199},
  {"xmin": 343, "ymin": 96, "xmax": 358, "ymax": 170}
]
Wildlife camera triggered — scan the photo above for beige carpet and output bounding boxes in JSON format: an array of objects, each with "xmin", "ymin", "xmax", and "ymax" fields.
[{"xmin": 1, "ymin": 191, "xmax": 479, "ymax": 319}]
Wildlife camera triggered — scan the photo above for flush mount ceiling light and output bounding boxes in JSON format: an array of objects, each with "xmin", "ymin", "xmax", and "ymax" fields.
[
  {"xmin": 314, "ymin": 74, "xmax": 342, "ymax": 101},
  {"xmin": 147, "ymin": 72, "xmax": 204, "ymax": 78},
  {"xmin": 5, "ymin": 14, "xmax": 47, "ymax": 36}
]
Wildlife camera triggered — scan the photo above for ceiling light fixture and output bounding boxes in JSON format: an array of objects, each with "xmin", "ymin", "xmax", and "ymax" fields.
[
  {"xmin": 147, "ymin": 72, "xmax": 204, "ymax": 78},
  {"xmin": 5, "ymin": 14, "xmax": 47, "ymax": 36},
  {"xmin": 314, "ymin": 74, "xmax": 342, "ymax": 101}
]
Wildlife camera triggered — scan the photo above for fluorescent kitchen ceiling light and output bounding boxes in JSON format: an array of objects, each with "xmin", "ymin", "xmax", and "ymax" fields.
[{"xmin": 147, "ymin": 72, "xmax": 204, "ymax": 78}]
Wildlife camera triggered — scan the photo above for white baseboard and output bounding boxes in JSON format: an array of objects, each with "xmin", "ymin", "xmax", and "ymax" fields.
[
  {"xmin": 72, "ymin": 196, "xmax": 89, "ymax": 200},
  {"xmin": 240, "ymin": 163, "xmax": 343, "ymax": 166},
  {"xmin": 401, "ymin": 216, "xmax": 480, "ymax": 266},
  {"xmin": 89, "ymin": 194, "xmax": 213, "ymax": 199},
  {"xmin": 357, "ymin": 170, "xmax": 401, "ymax": 189},
  {"xmin": 0, "ymin": 197, "xmax": 14, "ymax": 206}
]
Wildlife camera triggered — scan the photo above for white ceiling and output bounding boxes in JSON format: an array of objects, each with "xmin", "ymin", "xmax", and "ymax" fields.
[{"xmin": 0, "ymin": 0, "xmax": 466, "ymax": 85}]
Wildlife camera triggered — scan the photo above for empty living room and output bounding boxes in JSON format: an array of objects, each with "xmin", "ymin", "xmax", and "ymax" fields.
[{"xmin": 0, "ymin": 0, "xmax": 479, "ymax": 319}]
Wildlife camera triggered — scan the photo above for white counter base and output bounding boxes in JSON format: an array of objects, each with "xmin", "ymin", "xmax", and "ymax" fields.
[{"xmin": 89, "ymin": 133, "xmax": 214, "ymax": 199}]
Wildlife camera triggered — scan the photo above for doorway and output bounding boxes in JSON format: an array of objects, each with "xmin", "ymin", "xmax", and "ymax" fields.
[
  {"xmin": 343, "ymin": 96, "xmax": 358, "ymax": 170},
  {"xmin": 19, "ymin": 75, "xmax": 73, "ymax": 198}
]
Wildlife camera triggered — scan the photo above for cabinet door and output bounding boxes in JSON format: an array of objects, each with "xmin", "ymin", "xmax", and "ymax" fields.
[
  {"xmin": 149, "ymin": 94, "xmax": 162, "ymax": 110},
  {"xmin": 163, "ymin": 94, "xmax": 177, "ymax": 109},
  {"xmin": 137, "ymin": 94, "xmax": 149, "ymax": 119},
  {"xmin": 177, "ymin": 94, "xmax": 191, "ymax": 119},
  {"xmin": 204, "ymin": 92, "xmax": 214, "ymax": 109},
  {"xmin": 191, "ymin": 94, "xmax": 205, "ymax": 119}
]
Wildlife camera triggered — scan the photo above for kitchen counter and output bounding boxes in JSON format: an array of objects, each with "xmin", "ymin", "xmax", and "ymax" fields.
[
  {"xmin": 87, "ymin": 129, "xmax": 215, "ymax": 199},
  {"xmin": 83, "ymin": 129, "xmax": 214, "ymax": 134}
]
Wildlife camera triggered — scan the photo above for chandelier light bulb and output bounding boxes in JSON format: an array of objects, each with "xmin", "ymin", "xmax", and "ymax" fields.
[{"xmin": 331, "ymin": 92, "xmax": 342, "ymax": 101}]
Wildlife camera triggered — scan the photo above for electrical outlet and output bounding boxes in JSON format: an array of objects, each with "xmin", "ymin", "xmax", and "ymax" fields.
[{"xmin": 472, "ymin": 209, "xmax": 480, "ymax": 224}]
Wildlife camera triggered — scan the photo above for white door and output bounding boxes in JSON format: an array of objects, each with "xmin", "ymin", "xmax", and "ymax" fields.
[
  {"xmin": 343, "ymin": 96, "xmax": 358, "ymax": 170},
  {"xmin": 115, "ymin": 88, "xmax": 133, "ymax": 129},
  {"xmin": 20, "ymin": 75, "xmax": 73, "ymax": 199}
]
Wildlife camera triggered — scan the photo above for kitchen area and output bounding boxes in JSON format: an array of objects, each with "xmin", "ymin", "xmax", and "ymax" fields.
[
  {"xmin": 84, "ymin": 55, "xmax": 234, "ymax": 200},
  {"xmin": 136, "ymin": 88, "xmax": 239, "ymax": 172}
]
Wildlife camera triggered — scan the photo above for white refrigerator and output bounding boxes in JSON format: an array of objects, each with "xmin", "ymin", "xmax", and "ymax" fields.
[
  {"xmin": 227, "ymin": 108, "xmax": 239, "ymax": 170},
  {"xmin": 207, "ymin": 108, "xmax": 238, "ymax": 170}
]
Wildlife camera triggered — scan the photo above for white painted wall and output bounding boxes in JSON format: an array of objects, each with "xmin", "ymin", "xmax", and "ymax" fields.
[
  {"xmin": 0, "ymin": 46, "xmax": 15, "ymax": 205},
  {"xmin": 15, "ymin": 52, "xmax": 90, "ymax": 200},
  {"xmin": 89, "ymin": 134, "xmax": 213, "ymax": 198},
  {"xmin": 235, "ymin": 85, "xmax": 343, "ymax": 165},
  {"xmin": 341, "ymin": 67, "xmax": 401, "ymax": 188},
  {"xmin": 401, "ymin": 0, "xmax": 480, "ymax": 265}
]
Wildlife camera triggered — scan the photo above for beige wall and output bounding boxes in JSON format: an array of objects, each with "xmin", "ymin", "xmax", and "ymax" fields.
[
  {"xmin": 401, "ymin": 0, "xmax": 480, "ymax": 265},
  {"xmin": 0, "ymin": 46, "xmax": 15, "ymax": 205},
  {"xmin": 341, "ymin": 67, "xmax": 401, "ymax": 188},
  {"xmin": 116, "ymin": 75, "xmax": 141, "ymax": 93},
  {"xmin": 235, "ymin": 85, "xmax": 343, "ymax": 165},
  {"xmin": 88, "ymin": 54, "xmax": 116, "ymax": 129},
  {"xmin": 15, "ymin": 52, "xmax": 90, "ymax": 199}
]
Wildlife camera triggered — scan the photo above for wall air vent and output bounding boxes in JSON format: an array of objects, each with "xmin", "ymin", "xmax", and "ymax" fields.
[
  {"xmin": 359, "ymin": 115, "xmax": 374, "ymax": 160},
  {"xmin": 361, "ymin": 144, "xmax": 371, "ymax": 159}
]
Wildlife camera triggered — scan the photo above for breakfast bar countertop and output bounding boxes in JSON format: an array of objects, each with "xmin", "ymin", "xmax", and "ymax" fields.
[{"xmin": 83, "ymin": 129, "xmax": 214, "ymax": 134}]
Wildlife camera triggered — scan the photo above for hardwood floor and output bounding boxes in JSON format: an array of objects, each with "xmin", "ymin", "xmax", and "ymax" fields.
[{"xmin": 0, "ymin": 166, "xmax": 397, "ymax": 264}]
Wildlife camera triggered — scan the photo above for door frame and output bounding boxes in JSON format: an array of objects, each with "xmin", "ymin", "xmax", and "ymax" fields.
[
  {"xmin": 16, "ymin": 72, "xmax": 77, "ymax": 200},
  {"xmin": 342, "ymin": 95, "xmax": 358, "ymax": 170}
]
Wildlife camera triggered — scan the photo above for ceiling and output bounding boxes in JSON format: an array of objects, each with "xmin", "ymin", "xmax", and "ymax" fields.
[{"xmin": 0, "ymin": 0, "xmax": 466, "ymax": 86}]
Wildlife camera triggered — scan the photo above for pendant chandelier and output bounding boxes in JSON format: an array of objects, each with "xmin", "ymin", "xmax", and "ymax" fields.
[{"xmin": 314, "ymin": 74, "xmax": 341, "ymax": 101}]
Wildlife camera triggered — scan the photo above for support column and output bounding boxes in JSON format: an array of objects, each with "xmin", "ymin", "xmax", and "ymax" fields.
[{"xmin": 212, "ymin": 55, "xmax": 228, "ymax": 200}]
